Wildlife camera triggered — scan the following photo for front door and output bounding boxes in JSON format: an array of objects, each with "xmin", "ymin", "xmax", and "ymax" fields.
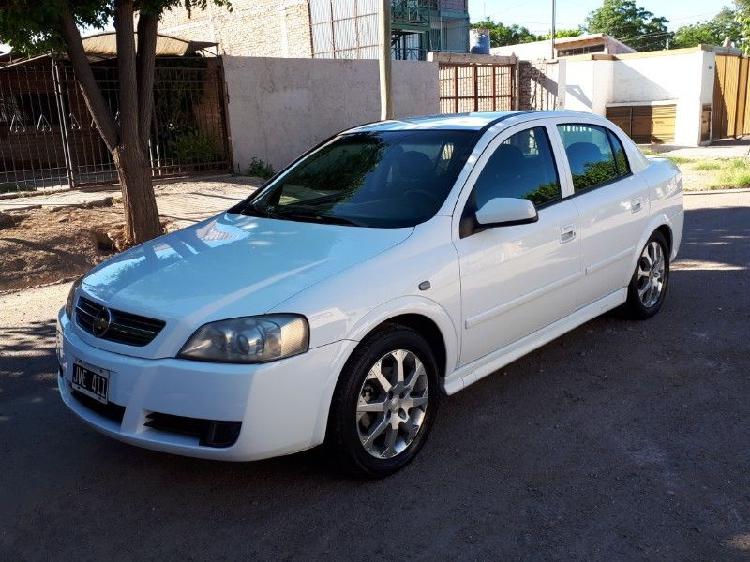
[{"xmin": 454, "ymin": 124, "xmax": 582, "ymax": 366}]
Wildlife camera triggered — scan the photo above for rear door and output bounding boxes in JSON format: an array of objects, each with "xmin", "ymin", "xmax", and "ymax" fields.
[
  {"xmin": 453, "ymin": 123, "xmax": 581, "ymax": 366},
  {"xmin": 553, "ymin": 122, "xmax": 651, "ymax": 308}
]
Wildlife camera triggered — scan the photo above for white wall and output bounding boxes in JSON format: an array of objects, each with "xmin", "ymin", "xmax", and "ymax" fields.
[
  {"xmin": 609, "ymin": 50, "xmax": 713, "ymax": 145},
  {"xmin": 558, "ymin": 49, "xmax": 715, "ymax": 146},
  {"xmin": 222, "ymin": 56, "xmax": 440, "ymax": 172}
]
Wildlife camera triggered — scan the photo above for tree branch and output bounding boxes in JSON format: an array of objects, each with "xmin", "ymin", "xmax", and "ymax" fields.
[
  {"xmin": 114, "ymin": 0, "xmax": 140, "ymax": 148},
  {"xmin": 136, "ymin": 11, "xmax": 159, "ymax": 148},
  {"xmin": 59, "ymin": 6, "xmax": 118, "ymax": 151}
]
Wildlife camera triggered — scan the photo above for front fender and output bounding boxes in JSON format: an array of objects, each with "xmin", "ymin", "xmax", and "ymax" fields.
[
  {"xmin": 306, "ymin": 295, "xmax": 460, "ymax": 449},
  {"xmin": 346, "ymin": 294, "xmax": 460, "ymax": 376}
]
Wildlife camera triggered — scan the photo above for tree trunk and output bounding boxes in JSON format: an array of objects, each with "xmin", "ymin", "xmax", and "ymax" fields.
[
  {"xmin": 113, "ymin": 0, "xmax": 160, "ymax": 245},
  {"xmin": 113, "ymin": 145, "xmax": 161, "ymax": 242},
  {"xmin": 60, "ymin": 1, "xmax": 162, "ymax": 246}
]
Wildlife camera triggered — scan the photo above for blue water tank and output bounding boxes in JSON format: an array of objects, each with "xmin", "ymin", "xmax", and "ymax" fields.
[{"xmin": 470, "ymin": 29, "xmax": 490, "ymax": 55}]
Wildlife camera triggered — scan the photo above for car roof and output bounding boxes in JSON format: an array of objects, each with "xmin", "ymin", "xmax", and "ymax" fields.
[{"xmin": 348, "ymin": 110, "xmax": 605, "ymax": 133}]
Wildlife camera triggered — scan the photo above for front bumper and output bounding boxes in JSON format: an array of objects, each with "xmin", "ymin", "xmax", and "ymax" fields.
[{"xmin": 57, "ymin": 310, "xmax": 355, "ymax": 461}]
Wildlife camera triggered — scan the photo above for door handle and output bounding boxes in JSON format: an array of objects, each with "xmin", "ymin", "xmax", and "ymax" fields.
[
  {"xmin": 631, "ymin": 198, "xmax": 643, "ymax": 214},
  {"xmin": 560, "ymin": 225, "xmax": 576, "ymax": 244}
]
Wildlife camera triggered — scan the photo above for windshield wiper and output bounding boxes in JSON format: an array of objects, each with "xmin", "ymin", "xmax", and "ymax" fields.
[{"xmin": 271, "ymin": 210, "xmax": 360, "ymax": 227}]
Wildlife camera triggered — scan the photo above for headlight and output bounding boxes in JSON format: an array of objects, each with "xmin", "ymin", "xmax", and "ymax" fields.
[
  {"xmin": 177, "ymin": 315, "xmax": 309, "ymax": 363},
  {"xmin": 65, "ymin": 276, "xmax": 83, "ymax": 318}
]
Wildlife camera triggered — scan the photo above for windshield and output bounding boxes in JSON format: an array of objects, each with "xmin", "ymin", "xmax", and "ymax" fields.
[{"xmin": 233, "ymin": 129, "xmax": 479, "ymax": 228}]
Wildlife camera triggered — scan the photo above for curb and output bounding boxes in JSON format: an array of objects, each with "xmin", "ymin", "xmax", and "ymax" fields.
[{"xmin": 684, "ymin": 188, "xmax": 750, "ymax": 195}]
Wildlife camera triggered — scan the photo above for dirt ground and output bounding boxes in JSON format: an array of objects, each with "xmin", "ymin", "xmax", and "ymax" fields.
[
  {"xmin": 0, "ymin": 202, "xmax": 134, "ymax": 293},
  {"xmin": 0, "ymin": 176, "xmax": 258, "ymax": 293}
]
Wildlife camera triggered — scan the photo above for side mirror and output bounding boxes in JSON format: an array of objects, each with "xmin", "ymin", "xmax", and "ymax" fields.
[{"xmin": 475, "ymin": 197, "xmax": 538, "ymax": 228}]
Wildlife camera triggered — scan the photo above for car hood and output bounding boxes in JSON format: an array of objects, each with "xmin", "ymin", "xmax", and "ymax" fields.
[{"xmin": 81, "ymin": 212, "xmax": 413, "ymax": 326}]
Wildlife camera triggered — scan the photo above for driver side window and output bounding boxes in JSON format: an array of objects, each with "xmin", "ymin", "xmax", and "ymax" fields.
[{"xmin": 471, "ymin": 126, "xmax": 561, "ymax": 211}]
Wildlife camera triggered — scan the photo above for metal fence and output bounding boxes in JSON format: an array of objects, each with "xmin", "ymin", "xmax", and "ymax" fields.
[
  {"xmin": 438, "ymin": 61, "xmax": 515, "ymax": 114},
  {"xmin": 0, "ymin": 56, "xmax": 229, "ymax": 193}
]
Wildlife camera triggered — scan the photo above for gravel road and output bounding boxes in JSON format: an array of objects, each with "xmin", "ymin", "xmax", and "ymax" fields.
[{"xmin": 1, "ymin": 191, "xmax": 748, "ymax": 561}]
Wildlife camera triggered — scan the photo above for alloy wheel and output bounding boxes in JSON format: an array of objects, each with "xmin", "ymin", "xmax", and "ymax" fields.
[
  {"xmin": 356, "ymin": 349, "xmax": 429, "ymax": 459},
  {"xmin": 636, "ymin": 241, "xmax": 666, "ymax": 308}
]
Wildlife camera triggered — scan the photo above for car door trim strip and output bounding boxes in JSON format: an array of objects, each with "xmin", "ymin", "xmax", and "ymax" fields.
[
  {"xmin": 584, "ymin": 246, "xmax": 636, "ymax": 276},
  {"xmin": 465, "ymin": 270, "xmax": 584, "ymax": 329}
]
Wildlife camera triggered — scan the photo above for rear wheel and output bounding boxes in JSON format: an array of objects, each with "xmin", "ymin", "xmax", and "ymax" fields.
[
  {"xmin": 624, "ymin": 231, "xmax": 669, "ymax": 319},
  {"xmin": 325, "ymin": 325, "xmax": 440, "ymax": 478}
]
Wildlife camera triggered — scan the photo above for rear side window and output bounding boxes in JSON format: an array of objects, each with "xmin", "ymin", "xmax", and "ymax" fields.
[
  {"xmin": 471, "ymin": 126, "xmax": 561, "ymax": 210},
  {"xmin": 607, "ymin": 129, "xmax": 630, "ymax": 176},
  {"xmin": 557, "ymin": 124, "xmax": 628, "ymax": 191}
]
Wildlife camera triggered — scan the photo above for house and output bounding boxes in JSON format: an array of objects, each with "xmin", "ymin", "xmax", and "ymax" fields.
[
  {"xmin": 158, "ymin": 0, "xmax": 471, "ymax": 61},
  {"xmin": 491, "ymin": 33, "xmax": 635, "ymax": 60},
  {"xmin": 519, "ymin": 46, "xmax": 729, "ymax": 146}
]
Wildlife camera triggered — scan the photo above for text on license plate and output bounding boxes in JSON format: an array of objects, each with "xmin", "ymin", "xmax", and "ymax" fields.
[{"xmin": 72, "ymin": 362, "xmax": 110, "ymax": 404}]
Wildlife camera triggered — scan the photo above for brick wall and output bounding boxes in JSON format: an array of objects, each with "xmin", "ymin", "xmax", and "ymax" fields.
[
  {"xmin": 517, "ymin": 60, "xmax": 560, "ymax": 111},
  {"xmin": 159, "ymin": 0, "xmax": 313, "ymax": 58}
]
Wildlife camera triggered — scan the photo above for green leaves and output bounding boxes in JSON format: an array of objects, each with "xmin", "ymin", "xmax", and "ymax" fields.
[
  {"xmin": 672, "ymin": 8, "xmax": 742, "ymax": 50},
  {"xmin": 470, "ymin": 19, "xmax": 541, "ymax": 48},
  {"xmin": 0, "ymin": 0, "xmax": 232, "ymax": 55},
  {"xmin": 585, "ymin": 0, "xmax": 669, "ymax": 51}
]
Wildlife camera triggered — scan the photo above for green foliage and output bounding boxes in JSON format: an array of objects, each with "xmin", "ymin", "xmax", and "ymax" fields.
[
  {"xmin": 470, "ymin": 19, "xmax": 540, "ymax": 47},
  {"xmin": 671, "ymin": 8, "xmax": 742, "ymax": 49},
  {"xmin": 0, "ymin": 0, "xmax": 231, "ymax": 56},
  {"xmin": 713, "ymin": 157, "xmax": 750, "ymax": 187},
  {"xmin": 585, "ymin": 0, "xmax": 670, "ymax": 51},
  {"xmin": 246, "ymin": 157, "xmax": 275, "ymax": 179},
  {"xmin": 540, "ymin": 28, "xmax": 584, "ymax": 39},
  {"xmin": 665, "ymin": 156, "xmax": 695, "ymax": 165},
  {"xmin": 693, "ymin": 160, "xmax": 722, "ymax": 171},
  {"xmin": 169, "ymin": 129, "xmax": 219, "ymax": 163}
]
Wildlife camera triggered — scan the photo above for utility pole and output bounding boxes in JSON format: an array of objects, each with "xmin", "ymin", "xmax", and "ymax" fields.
[
  {"xmin": 550, "ymin": 0, "xmax": 556, "ymax": 59},
  {"xmin": 379, "ymin": 0, "xmax": 394, "ymax": 120}
]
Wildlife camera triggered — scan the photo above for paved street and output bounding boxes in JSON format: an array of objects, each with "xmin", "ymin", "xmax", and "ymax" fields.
[{"xmin": 1, "ymin": 191, "xmax": 749, "ymax": 560}]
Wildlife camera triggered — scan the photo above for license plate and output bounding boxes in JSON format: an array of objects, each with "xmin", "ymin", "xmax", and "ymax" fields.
[{"xmin": 72, "ymin": 361, "xmax": 110, "ymax": 404}]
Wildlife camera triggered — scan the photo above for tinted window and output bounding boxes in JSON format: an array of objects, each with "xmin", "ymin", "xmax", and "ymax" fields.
[
  {"xmin": 471, "ymin": 126, "xmax": 561, "ymax": 210},
  {"xmin": 557, "ymin": 124, "xmax": 624, "ymax": 191},
  {"xmin": 607, "ymin": 129, "xmax": 630, "ymax": 176},
  {"xmin": 241, "ymin": 130, "xmax": 479, "ymax": 228}
]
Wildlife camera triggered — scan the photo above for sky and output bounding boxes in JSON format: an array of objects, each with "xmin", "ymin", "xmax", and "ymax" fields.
[{"xmin": 468, "ymin": 0, "xmax": 731, "ymax": 35}]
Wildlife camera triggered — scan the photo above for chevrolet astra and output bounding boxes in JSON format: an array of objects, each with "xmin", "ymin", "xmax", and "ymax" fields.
[{"xmin": 57, "ymin": 111, "xmax": 683, "ymax": 477}]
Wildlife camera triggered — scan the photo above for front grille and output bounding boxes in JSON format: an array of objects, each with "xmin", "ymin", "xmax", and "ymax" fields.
[
  {"xmin": 144, "ymin": 412, "xmax": 242, "ymax": 448},
  {"xmin": 75, "ymin": 296, "xmax": 165, "ymax": 347}
]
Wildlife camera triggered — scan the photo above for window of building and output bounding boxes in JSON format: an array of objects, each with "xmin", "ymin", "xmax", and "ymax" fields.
[
  {"xmin": 471, "ymin": 126, "xmax": 561, "ymax": 210},
  {"xmin": 557, "ymin": 44, "xmax": 605, "ymax": 57},
  {"xmin": 557, "ymin": 124, "xmax": 627, "ymax": 191}
]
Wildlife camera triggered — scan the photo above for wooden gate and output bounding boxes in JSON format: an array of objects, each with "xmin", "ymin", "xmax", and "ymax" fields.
[
  {"xmin": 430, "ymin": 53, "xmax": 517, "ymax": 114},
  {"xmin": 713, "ymin": 53, "xmax": 750, "ymax": 140}
]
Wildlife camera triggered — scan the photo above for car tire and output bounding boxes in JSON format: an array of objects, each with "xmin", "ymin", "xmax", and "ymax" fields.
[
  {"xmin": 624, "ymin": 230, "xmax": 670, "ymax": 320},
  {"xmin": 324, "ymin": 324, "xmax": 440, "ymax": 478}
]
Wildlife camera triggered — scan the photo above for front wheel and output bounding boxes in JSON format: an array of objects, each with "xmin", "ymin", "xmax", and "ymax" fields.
[
  {"xmin": 624, "ymin": 230, "xmax": 670, "ymax": 319},
  {"xmin": 325, "ymin": 325, "xmax": 440, "ymax": 478}
]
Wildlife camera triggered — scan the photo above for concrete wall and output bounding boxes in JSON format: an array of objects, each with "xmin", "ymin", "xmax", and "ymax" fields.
[
  {"xmin": 557, "ymin": 49, "xmax": 716, "ymax": 146},
  {"xmin": 608, "ymin": 50, "xmax": 715, "ymax": 146},
  {"xmin": 223, "ymin": 56, "xmax": 440, "ymax": 171}
]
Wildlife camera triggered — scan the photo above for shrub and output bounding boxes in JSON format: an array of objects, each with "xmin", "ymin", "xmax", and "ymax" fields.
[{"xmin": 246, "ymin": 157, "xmax": 275, "ymax": 179}]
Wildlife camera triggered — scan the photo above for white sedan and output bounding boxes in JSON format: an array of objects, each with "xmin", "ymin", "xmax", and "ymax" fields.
[{"xmin": 57, "ymin": 111, "xmax": 683, "ymax": 477}]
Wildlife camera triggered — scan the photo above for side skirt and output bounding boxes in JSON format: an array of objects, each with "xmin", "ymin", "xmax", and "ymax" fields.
[{"xmin": 442, "ymin": 288, "xmax": 627, "ymax": 395}]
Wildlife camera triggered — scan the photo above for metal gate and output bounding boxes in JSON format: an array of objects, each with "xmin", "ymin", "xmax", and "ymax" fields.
[
  {"xmin": 0, "ymin": 55, "xmax": 230, "ymax": 193},
  {"xmin": 438, "ymin": 59, "xmax": 516, "ymax": 114}
]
